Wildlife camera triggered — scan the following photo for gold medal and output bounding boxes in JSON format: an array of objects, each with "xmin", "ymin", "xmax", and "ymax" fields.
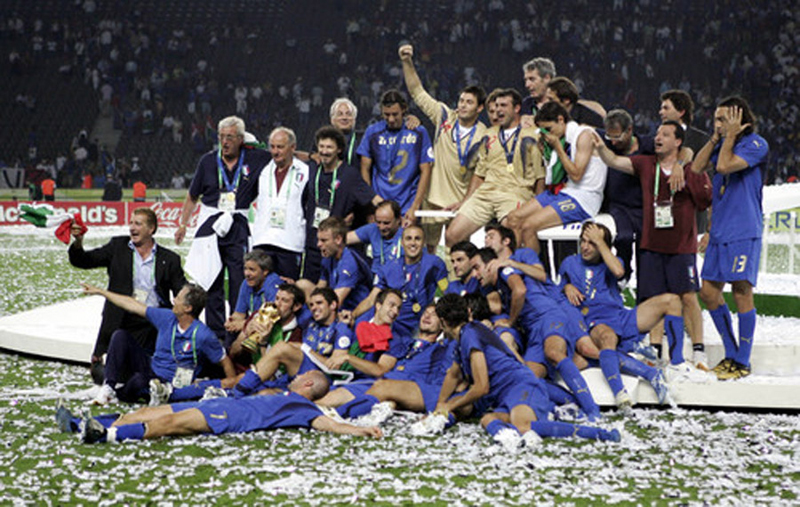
[
  {"xmin": 719, "ymin": 185, "xmax": 726, "ymax": 197},
  {"xmin": 412, "ymin": 302, "xmax": 421, "ymax": 313},
  {"xmin": 459, "ymin": 165, "xmax": 467, "ymax": 174},
  {"xmin": 581, "ymin": 307, "xmax": 589, "ymax": 316},
  {"xmin": 506, "ymin": 163, "xmax": 514, "ymax": 173}
]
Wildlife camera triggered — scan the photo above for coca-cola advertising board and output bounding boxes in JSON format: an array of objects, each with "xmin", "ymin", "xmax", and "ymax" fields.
[{"xmin": 0, "ymin": 201, "xmax": 199, "ymax": 227}]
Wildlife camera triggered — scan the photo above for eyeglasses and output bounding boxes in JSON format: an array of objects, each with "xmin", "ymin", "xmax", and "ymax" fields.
[
  {"xmin": 604, "ymin": 132, "xmax": 627, "ymax": 142},
  {"xmin": 218, "ymin": 134, "xmax": 242, "ymax": 142}
]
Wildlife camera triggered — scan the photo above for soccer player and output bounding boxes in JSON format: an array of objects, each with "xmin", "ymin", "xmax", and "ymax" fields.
[
  {"xmin": 223, "ymin": 250, "xmax": 283, "ymax": 337},
  {"xmin": 82, "ymin": 282, "xmax": 235, "ymax": 404},
  {"xmin": 691, "ymin": 96, "xmax": 769, "ymax": 380},
  {"xmin": 177, "ymin": 116, "xmax": 269, "ymax": 343},
  {"xmin": 593, "ymin": 121, "xmax": 712, "ymax": 378},
  {"xmin": 445, "ymin": 241, "xmax": 480, "ymax": 296},
  {"xmin": 506, "ymin": 101, "xmax": 608, "ymax": 254},
  {"xmin": 433, "ymin": 294, "xmax": 619, "ymax": 450},
  {"xmin": 354, "ymin": 225, "xmax": 448, "ymax": 338},
  {"xmin": 346, "ymin": 200, "xmax": 404, "ymax": 275},
  {"xmin": 445, "ymin": 88, "xmax": 545, "ymax": 247},
  {"xmin": 559, "ymin": 222, "xmax": 672, "ymax": 407},
  {"xmin": 315, "ymin": 216, "xmax": 372, "ymax": 311},
  {"xmin": 66, "ymin": 370, "xmax": 382, "ymax": 444},
  {"xmin": 358, "ymin": 89, "xmax": 434, "ymax": 226},
  {"xmin": 399, "ymin": 43, "xmax": 487, "ymax": 251}
]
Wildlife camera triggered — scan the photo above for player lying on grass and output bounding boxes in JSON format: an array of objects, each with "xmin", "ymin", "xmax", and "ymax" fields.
[
  {"xmin": 433, "ymin": 294, "xmax": 620, "ymax": 451},
  {"xmin": 56, "ymin": 370, "xmax": 381, "ymax": 443}
]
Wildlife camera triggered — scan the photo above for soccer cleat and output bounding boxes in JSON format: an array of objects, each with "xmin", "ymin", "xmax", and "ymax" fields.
[
  {"xmin": 91, "ymin": 384, "xmax": 117, "ymax": 406},
  {"xmin": 717, "ymin": 362, "xmax": 751, "ymax": 381},
  {"xmin": 693, "ymin": 351, "xmax": 711, "ymax": 371},
  {"xmin": 200, "ymin": 386, "xmax": 228, "ymax": 401},
  {"xmin": 55, "ymin": 399, "xmax": 77, "ymax": 433},
  {"xmin": 81, "ymin": 415, "xmax": 108, "ymax": 444},
  {"xmin": 522, "ymin": 430, "xmax": 543, "ymax": 449},
  {"xmin": 614, "ymin": 390, "xmax": 633, "ymax": 411},
  {"xmin": 553, "ymin": 403, "xmax": 588, "ymax": 423},
  {"xmin": 712, "ymin": 358, "xmax": 735, "ymax": 376},
  {"xmin": 665, "ymin": 362, "xmax": 715, "ymax": 384},
  {"xmin": 633, "ymin": 340, "xmax": 659, "ymax": 362},
  {"xmin": 149, "ymin": 379, "xmax": 173, "ymax": 406},
  {"xmin": 493, "ymin": 428, "xmax": 522, "ymax": 453},
  {"xmin": 409, "ymin": 413, "xmax": 448, "ymax": 436},
  {"xmin": 354, "ymin": 401, "xmax": 394, "ymax": 427},
  {"xmin": 599, "ymin": 428, "xmax": 621, "ymax": 443},
  {"xmin": 649, "ymin": 370, "xmax": 672, "ymax": 405}
]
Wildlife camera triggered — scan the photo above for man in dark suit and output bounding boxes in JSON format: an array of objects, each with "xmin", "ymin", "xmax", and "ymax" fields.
[{"xmin": 69, "ymin": 207, "xmax": 185, "ymax": 384}]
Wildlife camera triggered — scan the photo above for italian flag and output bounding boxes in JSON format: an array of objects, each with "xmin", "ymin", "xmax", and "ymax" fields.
[{"xmin": 19, "ymin": 203, "xmax": 87, "ymax": 244}]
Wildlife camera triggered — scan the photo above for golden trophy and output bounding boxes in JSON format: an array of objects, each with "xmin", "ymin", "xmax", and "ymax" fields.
[{"xmin": 241, "ymin": 302, "xmax": 282, "ymax": 353}]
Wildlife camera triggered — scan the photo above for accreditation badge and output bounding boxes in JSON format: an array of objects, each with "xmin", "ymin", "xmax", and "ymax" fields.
[
  {"xmin": 133, "ymin": 288, "xmax": 149, "ymax": 304},
  {"xmin": 218, "ymin": 192, "xmax": 236, "ymax": 212},
  {"xmin": 269, "ymin": 206, "xmax": 287, "ymax": 228},
  {"xmin": 654, "ymin": 201, "xmax": 674, "ymax": 229},
  {"xmin": 172, "ymin": 367, "xmax": 194, "ymax": 389},
  {"xmin": 313, "ymin": 207, "xmax": 331, "ymax": 229}
]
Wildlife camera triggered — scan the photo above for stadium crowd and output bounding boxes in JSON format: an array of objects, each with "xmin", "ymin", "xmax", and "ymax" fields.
[{"xmin": 60, "ymin": 28, "xmax": 770, "ymax": 446}]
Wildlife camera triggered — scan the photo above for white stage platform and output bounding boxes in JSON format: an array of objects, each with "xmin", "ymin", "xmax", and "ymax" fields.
[{"xmin": 1, "ymin": 296, "xmax": 798, "ymax": 410}]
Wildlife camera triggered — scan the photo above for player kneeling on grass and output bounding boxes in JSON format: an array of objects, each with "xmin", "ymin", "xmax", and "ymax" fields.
[
  {"xmin": 559, "ymin": 222, "xmax": 673, "ymax": 408},
  {"xmin": 56, "ymin": 370, "xmax": 381, "ymax": 443},
  {"xmin": 433, "ymin": 294, "xmax": 620, "ymax": 451}
]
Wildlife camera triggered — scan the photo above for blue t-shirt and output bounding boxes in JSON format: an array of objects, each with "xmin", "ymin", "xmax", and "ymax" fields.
[
  {"xmin": 356, "ymin": 121, "xmax": 434, "ymax": 214},
  {"xmin": 146, "ymin": 308, "xmax": 225, "ymax": 381},
  {"xmin": 455, "ymin": 322, "xmax": 535, "ymax": 404},
  {"xmin": 385, "ymin": 337, "xmax": 455, "ymax": 386},
  {"xmin": 558, "ymin": 254, "xmax": 624, "ymax": 323},
  {"xmin": 496, "ymin": 249, "xmax": 560, "ymax": 333},
  {"xmin": 320, "ymin": 247, "xmax": 373, "ymax": 311},
  {"xmin": 374, "ymin": 253, "xmax": 449, "ymax": 337},
  {"xmin": 354, "ymin": 222, "xmax": 404, "ymax": 273},
  {"xmin": 302, "ymin": 320, "xmax": 354, "ymax": 357},
  {"xmin": 233, "ymin": 272, "xmax": 283, "ymax": 314},
  {"xmin": 709, "ymin": 133, "xmax": 768, "ymax": 243}
]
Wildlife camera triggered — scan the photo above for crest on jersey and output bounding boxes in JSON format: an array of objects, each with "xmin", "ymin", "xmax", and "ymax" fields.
[{"xmin": 337, "ymin": 336, "xmax": 351, "ymax": 349}]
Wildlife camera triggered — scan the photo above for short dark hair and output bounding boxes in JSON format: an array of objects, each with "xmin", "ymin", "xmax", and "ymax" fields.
[
  {"xmin": 277, "ymin": 283, "xmax": 305, "ymax": 308},
  {"xmin": 182, "ymin": 283, "xmax": 207, "ymax": 319},
  {"xmin": 472, "ymin": 247, "xmax": 498, "ymax": 264},
  {"xmin": 315, "ymin": 125, "xmax": 346, "ymax": 152},
  {"xmin": 318, "ymin": 216, "xmax": 347, "ymax": 240},
  {"xmin": 376, "ymin": 200, "xmax": 402, "ymax": 219},
  {"xmin": 463, "ymin": 292, "xmax": 492, "ymax": 322},
  {"xmin": 435, "ymin": 293, "xmax": 470, "ymax": 328},
  {"xmin": 460, "ymin": 85, "xmax": 487, "ymax": 107},
  {"xmin": 547, "ymin": 77, "xmax": 579, "ymax": 105},
  {"xmin": 381, "ymin": 89, "xmax": 408, "ymax": 111},
  {"xmin": 450, "ymin": 241, "xmax": 478, "ymax": 258},
  {"xmin": 660, "ymin": 89, "xmax": 694, "ymax": 125},
  {"xmin": 132, "ymin": 208, "xmax": 158, "ymax": 234},
  {"xmin": 485, "ymin": 222, "xmax": 516, "ymax": 252},
  {"xmin": 376, "ymin": 288, "xmax": 402, "ymax": 305},
  {"xmin": 244, "ymin": 249, "xmax": 274, "ymax": 272},
  {"xmin": 660, "ymin": 120, "xmax": 685, "ymax": 146},
  {"xmin": 486, "ymin": 88, "xmax": 504, "ymax": 108},
  {"xmin": 495, "ymin": 88, "xmax": 522, "ymax": 108},
  {"xmin": 580, "ymin": 221, "xmax": 613, "ymax": 248},
  {"xmin": 536, "ymin": 101, "xmax": 572, "ymax": 124},
  {"xmin": 310, "ymin": 286, "xmax": 338, "ymax": 306},
  {"xmin": 718, "ymin": 95, "xmax": 756, "ymax": 139},
  {"xmin": 604, "ymin": 109, "xmax": 634, "ymax": 132}
]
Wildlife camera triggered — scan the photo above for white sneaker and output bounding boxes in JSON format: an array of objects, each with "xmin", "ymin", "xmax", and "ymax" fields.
[
  {"xmin": 493, "ymin": 428, "xmax": 522, "ymax": 453},
  {"xmin": 522, "ymin": 430, "xmax": 543, "ymax": 449},
  {"xmin": 666, "ymin": 361, "xmax": 716, "ymax": 384},
  {"xmin": 91, "ymin": 384, "xmax": 116, "ymax": 406},
  {"xmin": 199, "ymin": 386, "xmax": 227, "ymax": 402},
  {"xmin": 552, "ymin": 402, "xmax": 587, "ymax": 423},
  {"xmin": 409, "ymin": 413, "xmax": 448, "ymax": 436},
  {"xmin": 693, "ymin": 351, "xmax": 711, "ymax": 372},
  {"xmin": 614, "ymin": 390, "xmax": 633, "ymax": 411},
  {"xmin": 353, "ymin": 401, "xmax": 394, "ymax": 427},
  {"xmin": 149, "ymin": 379, "xmax": 173, "ymax": 406}
]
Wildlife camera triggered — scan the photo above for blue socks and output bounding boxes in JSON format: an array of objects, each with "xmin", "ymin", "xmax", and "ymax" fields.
[
  {"xmin": 616, "ymin": 350, "xmax": 657, "ymax": 382},
  {"xmin": 111, "ymin": 423, "xmax": 146, "ymax": 442},
  {"xmin": 599, "ymin": 349, "xmax": 625, "ymax": 396},
  {"xmin": 735, "ymin": 309, "xmax": 756, "ymax": 367},
  {"xmin": 170, "ymin": 380, "xmax": 221, "ymax": 402},
  {"xmin": 545, "ymin": 380, "xmax": 579, "ymax": 406},
  {"xmin": 664, "ymin": 315, "xmax": 685, "ymax": 365},
  {"xmin": 486, "ymin": 419, "xmax": 517, "ymax": 437},
  {"xmin": 336, "ymin": 395, "xmax": 379, "ymax": 419},
  {"xmin": 233, "ymin": 369, "xmax": 263, "ymax": 398},
  {"xmin": 556, "ymin": 358, "xmax": 600, "ymax": 420},
  {"xmin": 709, "ymin": 304, "xmax": 738, "ymax": 360},
  {"xmin": 530, "ymin": 421, "xmax": 620, "ymax": 442}
]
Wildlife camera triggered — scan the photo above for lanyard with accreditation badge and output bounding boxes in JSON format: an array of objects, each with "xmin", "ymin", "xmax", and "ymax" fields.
[
  {"xmin": 653, "ymin": 162, "xmax": 675, "ymax": 229},
  {"xmin": 217, "ymin": 150, "xmax": 244, "ymax": 211}
]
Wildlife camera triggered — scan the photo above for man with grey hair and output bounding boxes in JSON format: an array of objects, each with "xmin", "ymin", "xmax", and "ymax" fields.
[
  {"xmin": 521, "ymin": 57, "xmax": 556, "ymax": 123},
  {"xmin": 252, "ymin": 126, "xmax": 310, "ymax": 281},
  {"xmin": 176, "ymin": 115, "xmax": 270, "ymax": 344},
  {"xmin": 329, "ymin": 97, "xmax": 361, "ymax": 166}
]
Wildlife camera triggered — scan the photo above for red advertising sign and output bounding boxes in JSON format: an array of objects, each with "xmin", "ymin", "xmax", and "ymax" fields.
[{"xmin": 0, "ymin": 201, "xmax": 198, "ymax": 227}]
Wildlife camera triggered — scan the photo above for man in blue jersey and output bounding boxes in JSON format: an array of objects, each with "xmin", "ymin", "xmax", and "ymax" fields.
[
  {"xmin": 559, "ymin": 222, "xmax": 673, "ymax": 407},
  {"xmin": 353, "ymin": 225, "xmax": 448, "ymax": 338},
  {"xmin": 358, "ymin": 89, "xmax": 434, "ymax": 227},
  {"xmin": 346, "ymin": 200, "xmax": 404, "ymax": 275},
  {"xmin": 692, "ymin": 96, "xmax": 769, "ymax": 380},
  {"xmin": 223, "ymin": 250, "xmax": 283, "ymax": 341},
  {"xmin": 433, "ymin": 294, "xmax": 619, "ymax": 450},
  {"xmin": 176, "ymin": 116, "xmax": 269, "ymax": 342},
  {"xmin": 446, "ymin": 241, "xmax": 480, "ymax": 296},
  {"xmin": 315, "ymin": 216, "xmax": 372, "ymax": 312},
  {"xmin": 82, "ymin": 282, "xmax": 236, "ymax": 405},
  {"xmin": 70, "ymin": 370, "xmax": 382, "ymax": 444}
]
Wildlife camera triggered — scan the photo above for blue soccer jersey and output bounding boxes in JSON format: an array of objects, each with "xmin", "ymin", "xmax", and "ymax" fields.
[
  {"xmin": 147, "ymin": 308, "xmax": 225, "ymax": 382},
  {"xmin": 374, "ymin": 253, "xmax": 449, "ymax": 337},
  {"xmin": 385, "ymin": 337, "xmax": 456, "ymax": 386},
  {"xmin": 233, "ymin": 271, "xmax": 283, "ymax": 314},
  {"xmin": 558, "ymin": 254, "xmax": 625, "ymax": 323},
  {"xmin": 356, "ymin": 121, "xmax": 434, "ymax": 214},
  {"xmin": 445, "ymin": 276, "xmax": 480, "ymax": 296},
  {"xmin": 354, "ymin": 222, "xmax": 404, "ymax": 272},
  {"xmin": 320, "ymin": 247, "xmax": 373, "ymax": 311},
  {"xmin": 303, "ymin": 321, "xmax": 354, "ymax": 357},
  {"xmin": 709, "ymin": 133, "xmax": 768, "ymax": 243}
]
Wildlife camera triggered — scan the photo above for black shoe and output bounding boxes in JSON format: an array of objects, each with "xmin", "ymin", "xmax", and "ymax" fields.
[
  {"xmin": 89, "ymin": 357, "xmax": 105, "ymax": 386},
  {"xmin": 81, "ymin": 415, "xmax": 108, "ymax": 444},
  {"xmin": 55, "ymin": 399, "xmax": 78, "ymax": 433}
]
